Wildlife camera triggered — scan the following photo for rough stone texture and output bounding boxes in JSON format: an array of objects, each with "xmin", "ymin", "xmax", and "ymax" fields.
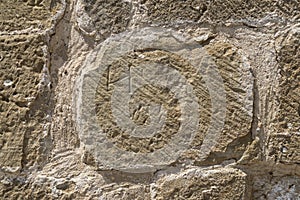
[
  {"xmin": 0, "ymin": 34, "xmax": 49, "ymax": 171},
  {"xmin": 0, "ymin": 0, "xmax": 300, "ymax": 199},
  {"xmin": 153, "ymin": 167, "xmax": 249, "ymax": 200},
  {"xmin": 0, "ymin": 0, "xmax": 65, "ymax": 33},
  {"xmin": 197, "ymin": 40, "xmax": 253, "ymax": 163},
  {"xmin": 138, "ymin": 0, "xmax": 208, "ymax": 25},
  {"xmin": 253, "ymin": 175, "xmax": 300, "ymax": 200},
  {"xmin": 273, "ymin": 25, "xmax": 300, "ymax": 133},
  {"xmin": 77, "ymin": 0, "xmax": 132, "ymax": 41},
  {"xmin": 267, "ymin": 133, "xmax": 300, "ymax": 164}
]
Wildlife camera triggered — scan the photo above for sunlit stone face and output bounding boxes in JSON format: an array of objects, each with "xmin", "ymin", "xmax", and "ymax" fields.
[{"xmin": 75, "ymin": 27, "xmax": 253, "ymax": 173}]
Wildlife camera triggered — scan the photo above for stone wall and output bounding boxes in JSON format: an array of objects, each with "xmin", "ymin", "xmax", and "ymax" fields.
[{"xmin": 0, "ymin": 0, "xmax": 299, "ymax": 199}]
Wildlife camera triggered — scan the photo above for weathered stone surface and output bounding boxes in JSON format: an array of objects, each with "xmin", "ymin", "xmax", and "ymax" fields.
[
  {"xmin": 267, "ymin": 132, "xmax": 300, "ymax": 164},
  {"xmin": 75, "ymin": 27, "xmax": 254, "ymax": 172},
  {"xmin": 203, "ymin": 0, "xmax": 300, "ymax": 24},
  {"xmin": 129, "ymin": 0, "xmax": 300, "ymax": 28},
  {"xmin": 1, "ymin": 0, "xmax": 300, "ymax": 199},
  {"xmin": 153, "ymin": 167, "xmax": 249, "ymax": 200},
  {"xmin": 76, "ymin": 28, "xmax": 215, "ymax": 172},
  {"xmin": 0, "ymin": 0, "xmax": 65, "ymax": 33},
  {"xmin": 266, "ymin": 177, "xmax": 300, "ymax": 199},
  {"xmin": 193, "ymin": 40, "xmax": 253, "ymax": 163},
  {"xmin": 77, "ymin": 0, "xmax": 131, "ymax": 40},
  {"xmin": 253, "ymin": 175, "xmax": 300, "ymax": 200},
  {"xmin": 0, "ymin": 34, "xmax": 51, "ymax": 171},
  {"xmin": 138, "ymin": 0, "xmax": 208, "ymax": 24},
  {"xmin": 101, "ymin": 185, "xmax": 151, "ymax": 200},
  {"xmin": 274, "ymin": 25, "xmax": 300, "ymax": 133},
  {"xmin": 263, "ymin": 25, "xmax": 300, "ymax": 165}
]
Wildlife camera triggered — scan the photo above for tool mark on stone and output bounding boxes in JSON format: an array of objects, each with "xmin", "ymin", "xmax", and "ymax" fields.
[
  {"xmin": 95, "ymin": 49, "xmax": 211, "ymax": 153},
  {"xmin": 129, "ymin": 64, "xmax": 132, "ymax": 95},
  {"xmin": 106, "ymin": 65, "xmax": 110, "ymax": 91}
]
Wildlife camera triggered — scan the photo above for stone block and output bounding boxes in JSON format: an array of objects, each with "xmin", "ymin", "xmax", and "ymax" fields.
[
  {"xmin": 0, "ymin": 34, "xmax": 48, "ymax": 171},
  {"xmin": 153, "ymin": 167, "xmax": 249, "ymax": 200},
  {"xmin": 0, "ymin": 0, "xmax": 64, "ymax": 33}
]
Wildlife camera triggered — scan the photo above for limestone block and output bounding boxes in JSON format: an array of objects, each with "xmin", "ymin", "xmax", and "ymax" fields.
[
  {"xmin": 0, "ymin": 34, "xmax": 49, "ymax": 171},
  {"xmin": 75, "ymin": 27, "xmax": 253, "ymax": 172},
  {"xmin": 0, "ymin": 0, "xmax": 300, "ymax": 199},
  {"xmin": 266, "ymin": 177, "xmax": 300, "ymax": 199},
  {"xmin": 77, "ymin": 0, "xmax": 131, "ymax": 40},
  {"xmin": 137, "ymin": 0, "xmax": 208, "ymax": 24},
  {"xmin": 274, "ymin": 25, "xmax": 300, "ymax": 133},
  {"xmin": 153, "ymin": 167, "xmax": 249, "ymax": 200},
  {"xmin": 0, "ymin": 0, "xmax": 65, "ymax": 33},
  {"xmin": 203, "ymin": 0, "xmax": 300, "ymax": 24},
  {"xmin": 101, "ymin": 185, "xmax": 151, "ymax": 200},
  {"xmin": 253, "ymin": 175, "xmax": 300, "ymax": 200},
  {"xmin": 267, "ymin": 133, "xmax": 300, "ymax": 164},
  {"xmin": 265, "ymin": 25, "xmax": 300, "ymax": 164},
  {"xmin": 123, "ymin": 0, "xmax": 300, "ymax": 27}
]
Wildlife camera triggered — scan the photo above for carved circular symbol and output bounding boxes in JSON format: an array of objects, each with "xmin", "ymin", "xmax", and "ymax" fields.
[{"xmin": 75, "ymin": 27, "xmax": 226, "ymax": 172}]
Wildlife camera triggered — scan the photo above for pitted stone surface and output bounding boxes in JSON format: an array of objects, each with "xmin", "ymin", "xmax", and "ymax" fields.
[
  {"xmin": 266, "ymin": 177, "xmax": 300, "ymax": 200},
  {"xmin": 264, "ymin": 25, "xmax": 300, "ymax": 166},
  {"xmin": 196, "ymin": 41, "xmax": 253, "ymax": 161},
  {"xmin": 253, "ymin": 175, "xmax": 300, "ymax": 200},
  {"xmin": 101, "ymin": 185, "xmax": 151, "ymax": 200},
  {"xmin": 94, "ymin": 50, "xmax": 210, "ymax": 154},
  {"xmin": 76, "ymin": 27, "xmax": 227, "ymax": 172},
  {"xmin": 1, "ymin": 0, "xmax": 300, "ymax": 199},
  {"xmin": 203, "ymin": 0, "xmax": 300, "ymax": 24},
  {"xmin": 139, "ymin": 0, "xmax": 208, "ymax": 24},
  {"xmin": 153, "ymin": 168, "xmax": 249, "ymax": 200},
  {"xmin": 267, "ymin": 133, "xmax": 300, "ymax": 164},
  {"xmin": 79, "ymin": 0, "xmax": 131, "ymax": 40},
  {"xmin": 0, "ymin": 0, "xmax": 65, "ymax": 33},
  {"xmin": 275, "ymin": 25, "xmax": 300, "ymax": 133},
  {"xmin": 129, "ymin": 0, "xmax": 300, "ymax": 27},
  {"xmin": 0, "ymin": 35, "xmax": 49, "ymax": 170},
  {"xmin": 75, "ymin": 27, "xmax": 254, "ymax": 173}
]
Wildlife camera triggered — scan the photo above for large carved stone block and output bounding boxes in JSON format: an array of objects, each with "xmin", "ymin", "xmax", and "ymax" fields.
[{"xmin": 75, "ymin": 27, "xmax": 254, "ymax": 172}]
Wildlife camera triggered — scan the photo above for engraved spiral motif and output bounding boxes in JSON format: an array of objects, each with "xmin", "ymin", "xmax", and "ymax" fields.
[{"xmin": 76, "ymin": 27, "xmax": 226, "ymax": 173}]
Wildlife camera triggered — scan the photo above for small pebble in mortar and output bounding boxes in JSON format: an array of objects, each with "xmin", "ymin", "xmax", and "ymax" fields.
[{"xmin": 3, "ymin": 79, "xmax": 13, "ymax": 86}]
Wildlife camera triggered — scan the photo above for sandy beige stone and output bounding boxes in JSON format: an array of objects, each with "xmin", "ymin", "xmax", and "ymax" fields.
[
  {"xmin": 153, "ymin": 167, "xmax": 249, "ymax": 200},
  {"xmin": 0, "ymin": 0, "xmax": 299, "ymax": 199}
]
